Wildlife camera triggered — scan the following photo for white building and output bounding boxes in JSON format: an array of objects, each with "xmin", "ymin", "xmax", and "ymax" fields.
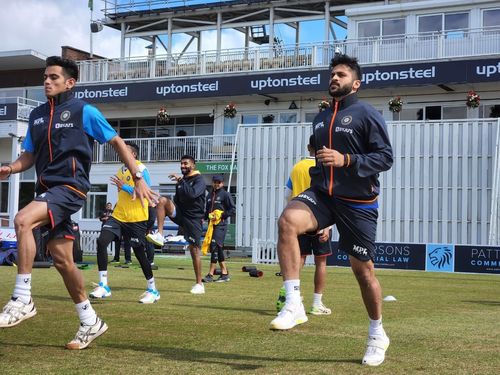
[{"xmin": 1, "ymin": 0, "xmax": 499, "ymax": 248}]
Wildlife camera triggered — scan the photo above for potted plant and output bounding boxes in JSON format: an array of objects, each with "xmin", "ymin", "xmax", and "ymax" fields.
[
  {"xmin": 466, "ymin": 90, "xmax": 480, "ymax": 109},
  {"xmin": 388, "ymin": 96, "xmax": 403, "ymax": 113},
  {"xmin": 223, "ymin": 102, "xmax": 237, "ymax": 118},
  {"xmin": 157, "ymin": 106, "xmax": 170, "ymax": 124},
  {"xmin": 318, "ymin": 99, "xmax": 330, "ymax": 112}
]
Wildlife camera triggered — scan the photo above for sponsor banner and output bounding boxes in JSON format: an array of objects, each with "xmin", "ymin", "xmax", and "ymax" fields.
[
  {"xmin": 426, "ymin": 244, "xmax": 455, "ymax": 272},
  {"xmin": 455, "ymin": 245, "xmax": 500, "ymax": 274},
  {"xmin": 0, "ymin": 103, "xmax": 18, "ymax": 121},
  {"xmin": 73, "ymin": 58, "xmax": 500, "ymax": 103},
  {"xmin": 74, "ymin": 71, "xmax": 325, "ymax": 103},
  {"xmin": 327, "ymin": 241, "xmax": 426, "ymax": 270},
  {"xmin": 197, "ymin": 161, "xmax": 237, "ymax": 174}
]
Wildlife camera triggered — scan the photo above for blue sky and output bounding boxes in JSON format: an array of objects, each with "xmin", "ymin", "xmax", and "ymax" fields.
[{"xmin": 0, "ymin": 0, "xmax": 346, "ymax": 58}]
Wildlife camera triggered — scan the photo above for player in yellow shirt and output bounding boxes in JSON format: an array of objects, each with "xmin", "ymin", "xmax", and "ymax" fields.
[{"xmin": 90, "ymin": 142, "xmax": 159, "ymax": 304}]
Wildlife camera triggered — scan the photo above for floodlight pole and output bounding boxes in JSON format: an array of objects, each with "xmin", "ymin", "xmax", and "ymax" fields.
[{"xmin": 90, "ymin": 7, "xmax": 94, "ymax": 58}]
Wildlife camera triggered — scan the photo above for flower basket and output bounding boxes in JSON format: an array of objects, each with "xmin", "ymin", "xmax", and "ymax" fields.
[
  {"xmin": 157, "ymin": 107, "xmax": 170, "ymax": 124},
  {"xmin": 318, "ymin": 100, "xmax": 330, "ymax": 112},
  {"xmin": 388, "ymin": 96, "xmax": 403, "ymax": 113},
  {"xmin": 466, "ymin": 91, "xmax": 480, "ymax": 109},
  {"xmin": 224, "ymin": 102, "xmax": 237, "ymax": 118},
  {"xmin": 262, "ymin": 114, "xmax": 275, "ymax": 123}
]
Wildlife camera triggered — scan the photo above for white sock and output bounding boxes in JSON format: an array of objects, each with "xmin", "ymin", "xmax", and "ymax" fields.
[
  {"xmin": 147, "ymin": 277, "xmax": 156, "ymax": 291},
  {"xmin": 13, "ymin": 274, "xmax": 32, "ymax": 304},
  {"xmin": 75, "ymin": 300, "xmax": 97, "ymax": 326},
  {"xmin": 313, "ymin": 293, "xmax": 323, "ymax": 306},
  {"xmin": 284, "ymin": 279, "xmax": 301, "ymax": 305},
  {"xmin": 99, "ymin": 271, "xmax": 108, "ymax": 286},
  {"xmin": 369, "ymin": 317, "xmax": 384, "ymax": 337}
]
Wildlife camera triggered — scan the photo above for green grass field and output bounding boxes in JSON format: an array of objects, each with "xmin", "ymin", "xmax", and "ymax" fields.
[{"xmin": 0, "ymin": 255, "xmax": 499, "ymax": 374}]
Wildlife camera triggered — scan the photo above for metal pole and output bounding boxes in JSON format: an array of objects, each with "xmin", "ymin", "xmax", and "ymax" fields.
[{"xmin": 90, "ymin": 7, "xmax": 94, "ymax": 58}]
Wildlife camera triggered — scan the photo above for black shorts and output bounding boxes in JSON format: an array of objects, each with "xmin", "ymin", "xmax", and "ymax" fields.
[
  {"xmin": 211, "ymin": 223, "xmax": 228, "ymax": 247},
  {"xmin": 293, "ymin": 186, "xmax": 378, "ymax": 262},
  {"xmin": 169, "ymin": 205, "xmax": 203, "ymax": 247},
  {"xmin": 101, "ymin": 217, "xmax": 147, "ymax": 248},
  {"xmin": 34, "ymin": 186, "xmax": 85, "ymax": 241},
  {"xmin": 146, "ymin": 206, "xmax": 156, "ymax": 232},
  {"xmin": 298, "ymin": 232, "xmax": 332, "ymax": 257}
]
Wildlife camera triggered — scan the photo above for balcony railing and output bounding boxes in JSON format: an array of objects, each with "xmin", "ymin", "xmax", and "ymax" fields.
[
  {"xmin": 92, "ymin": 134, "xmax": 236, "ymax": 163},
  {"xmin": 0, "ymin": 97, "xmax": 43, "ymax": 121},
  {"xmin": 77, "ymin": 27, "xmax": 500, "ymax": 83}
]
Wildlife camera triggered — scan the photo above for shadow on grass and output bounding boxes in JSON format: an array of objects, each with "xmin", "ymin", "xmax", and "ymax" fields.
[
  {"xmin": 172, "ymin": 303, "xmax": 275, "ymax": 316},
  {"xmin": 106, "ymin": 342, "xmax": 359, "ymax": 369},
  {"xmin": 462, "ymin": 300, "xmax": 500, "ymax": 306},
  {"xmin": 154, "ymin": 275, "xmax": 195, "ymax": 282},
  {"xmin": 380, "ymin": 273, "xmax": 500, "ymax": 283}
]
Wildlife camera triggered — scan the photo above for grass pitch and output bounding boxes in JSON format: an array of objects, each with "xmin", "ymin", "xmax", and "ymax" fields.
[{"xmin": 0, "ymin": 256, "xmax": 499, "ymax": 374}]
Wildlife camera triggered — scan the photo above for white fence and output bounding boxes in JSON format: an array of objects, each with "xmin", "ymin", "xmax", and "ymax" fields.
[
  {"xmin": 76, "ymin": 27, "xmax": 500, "ymax": 83},
  {"xmin": 92, "ymin": 134, "xmax": 236, "ymax": 163},
  {"xmin": 236, "ymin": 120, "xmax": 500, "ymax": 262}
]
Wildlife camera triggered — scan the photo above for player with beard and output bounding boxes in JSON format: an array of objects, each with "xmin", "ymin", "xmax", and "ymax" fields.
[
  {"xmin": 270, "ymin": 54, "xmax": 393, "ymax": 367},
  {"xmin": 147, "ymin": 155, "xmax": 207, "ymax": 294}
]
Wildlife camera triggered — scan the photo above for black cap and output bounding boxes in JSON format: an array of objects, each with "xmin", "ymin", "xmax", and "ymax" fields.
[{"xmin": 212, "ymin": 175, "xmax": 224, "ymax": 182}]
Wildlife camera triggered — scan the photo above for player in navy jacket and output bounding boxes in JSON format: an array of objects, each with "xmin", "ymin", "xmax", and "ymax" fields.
[
  {"xmin": 271, "ymin": 54, "xmax": 393, "ymax": 367},
  {"xmin": 0, "ymin": 56, "xmax": 155, "ymax": 350}
]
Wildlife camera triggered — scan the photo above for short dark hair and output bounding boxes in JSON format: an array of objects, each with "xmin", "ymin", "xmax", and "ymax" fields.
[
  {"xmin": 46, "ymin": 56, "xmax": 79, "ymax": 81},
  {"xmin": 181, "ymin": 154, "xmax": 196, "ymax": 164},
  {"xmin": 125, "ymin": 141, "xmax": 139, "ymax": 156},
  {"xmin": 308, "ymin": 134, "xmax": 316, "ymax": 149},
  {"xmin": 330, "ymin": 54, "xmax": 362, "ymax": 81}
]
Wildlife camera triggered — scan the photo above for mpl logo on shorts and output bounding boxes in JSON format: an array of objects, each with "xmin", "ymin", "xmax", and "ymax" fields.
[
  {"xmin": 314, "ymin": 122, "xmax": 324, "ymax": 130},
  {"xmin": 426, "ymin": 244, "xmax": 454, "ymax": 272},
  {"xmin": 297, "ymin": 193, "xmax": 316, "ymax": 206},
  {"xmin": 352, "ymin": 244, "xmax": 368, "ymax": 256}
]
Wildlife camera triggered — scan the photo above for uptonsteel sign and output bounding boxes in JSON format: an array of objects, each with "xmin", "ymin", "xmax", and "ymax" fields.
[{"xmin": 73, "ymin": 58, "xmax": 500, "ymax": 103}]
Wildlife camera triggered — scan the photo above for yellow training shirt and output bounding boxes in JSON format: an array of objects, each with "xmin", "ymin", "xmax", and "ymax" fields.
[{"xmin": 288, "ymin": 157, "xmax": 315, "ymax": 198}]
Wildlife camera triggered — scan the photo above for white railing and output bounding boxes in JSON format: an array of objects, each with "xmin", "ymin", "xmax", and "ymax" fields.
[
  {"xmin": 92, "ymin": 134, "xmax": 236, "ymax": 163},
  {"xmin": 77, "ymin": 27, "xmax": 500, "ymax": 83},
  {"xmin": 0, "ymin": 97, "xmax": 43, "ymax": 121},
  {"xmin": 103, "ymin": 0, "xmax": 201, "ymax": 15}
]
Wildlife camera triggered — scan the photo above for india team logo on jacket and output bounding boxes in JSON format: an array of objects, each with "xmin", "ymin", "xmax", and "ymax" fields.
[
  {"xmin": 341, "ymin": 115, "xmax": 352, "ymax": 125},
  {"xmin": 60, "ymin": 110, "xmax": 71, "ymax": 121}
]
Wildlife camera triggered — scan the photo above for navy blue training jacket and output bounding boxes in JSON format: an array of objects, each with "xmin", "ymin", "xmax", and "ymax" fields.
[{"xmin": 311, "ymin": 93, "xmax": 393, "ymax": 202}]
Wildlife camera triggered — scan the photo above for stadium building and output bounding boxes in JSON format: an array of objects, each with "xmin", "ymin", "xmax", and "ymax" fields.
[{"xmin": 1, "ymin": 0, "xmax": 500, "ymax": 259}]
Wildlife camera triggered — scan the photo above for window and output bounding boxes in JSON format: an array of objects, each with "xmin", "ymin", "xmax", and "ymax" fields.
[
  {"xmin": 442, "ymin": 106, "xmax": 467, "ymax": 119},
  {"xmin": 0, "ymin": 182, "xmax": 8, "ymax": 213},
  {"xmin": 483, "ymin": 9, "xmax": 500, "ymax": 28},
  {"xmin": 305, "ymin": 112, "xmax": 318, "ymax": 123},
  {"xmin": 393, "ymin": 107, "xmax": 424, "ymax": 121},
  {"xmin": 358, "ymin": 18, "xmax": 405, "ymax": 38},
  {"xmin": 425, "ymin": 106, "xmax": 442, "ymax": 120},
  {"xmin": 479, "ymin": 104, "xmax": 500, "ymax": 118},
  {"xmin": 241, "ymin": 114, "xmax": 259, "ymax": 125},
  {"xmin": 223, "ymin": 116, "xmax": 239, "ymax": 134},
  {"xmin": 418, "ymin": 13, "xmax": 468, "ymax": 36},
  {"xmin": 279, "ymin": 113, "xmax": 297, "ymax": 123},
  {"xmin": 82, "ymin": 184, "xmax": 108, "ymax": 219}
]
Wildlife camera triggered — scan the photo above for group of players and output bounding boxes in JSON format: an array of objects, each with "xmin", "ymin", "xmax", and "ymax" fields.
[{"xmin": 0, "ymin": 53, "xmax": 393, "ymax": 366}]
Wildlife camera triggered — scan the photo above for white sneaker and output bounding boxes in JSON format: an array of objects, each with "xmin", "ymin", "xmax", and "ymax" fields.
[
  {"xmin": 146, "ymin": 232, "xmax": 164, "ymax": 247},
  {"xmin": 0, "ymin": 298, "xmax": 37, "ymax": 328},
  {"xmin": 309, "ymin": 303, "xmax": 332, "ymax": 316},
  {"xmin": 362, "ymin": 332, "xmax": 390, "ymax": 366},
  {"xmin": 89, "ymin": 282, "xmax": 111, "ymax": 299},
  {"xmin": 66, "ymin": 317, "xmax": 108, "ymax": 350},
  {"xmin": 139, "ymin": 289, "xmax": 160, "ymax": 304},
  {"xmin": 270, "ymin": 302, "xmax": 308, "ymax": 330},
  {"xmin": 190, "ymin": 283, "xmax": 205, "ymax": 294}
]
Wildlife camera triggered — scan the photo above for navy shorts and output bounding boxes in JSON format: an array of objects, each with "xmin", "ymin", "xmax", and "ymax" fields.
[
  {"xmin": 101, "ymin": 217, "xmax": 147, "ymax": 248},
  {"xmin": 34, "ymin": 186, "xmax": 85, "ymax": 241},
  {"xmin": 211, "ymin": 223, "xmax": 228, "ymax": 247},
  {"xmin": 293, "ymin": 186, "xmax": 378, "ymax": 262},
  {"xmin": 298, "ymin": 231, "xmax": 332, "ymax": 257},
  {"xmin": 169, "ymin": 205, "xmax": 203, "ymax": 247}
]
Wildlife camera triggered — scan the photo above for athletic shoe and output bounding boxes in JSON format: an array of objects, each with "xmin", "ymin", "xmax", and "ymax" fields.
[
  {"xmin": 139, "ymin": 289, "xmax": 160, "ymax": 304},
  {"xmin": 202, "ymin": 274, "xmax": 214, "ymax": 283},
  {"xmin": 215, "ymin": 274, "xmax": 230, "ymax": 282},
  {"xmin": 150, "ymin": 264, "xmax": 159, "ymax": 270},
  {"xmin": 309, "ymin": 303, "xmax": 332, "ymax": 316},
  {"xmin": 124, "ymin": 260, "xmax": 132, "ymax": 265},
  {"xmin": 108, "ymin": 259, "xmax": 120, "ymax": 264},
  {"xmin": 270, "ymin": 302, "xmax": 308, "ymax": 330},
  {"xmin": 0, "ymin": 298, "xmax": 37, "ymax": 328},
  {"xmin": 66, "ymin": 317, "xmax": 108, "ymax": 350},
  {"xmin": 190, "ymin": 283, "xmax": 205, "ymax": 294},
  {"xmin": 276, "ymin": 287, "xmax": 286, "ymax": 313},
  {"xmin": 89, "ymin": 283, "xmax": 111, "ymax": 299},
  {"xmin": 362, "ymin": 332, "xmax": 390, "ymax": 366},
  {"xmin": 146, "ymin": 232, "xmax": 164, "ymax": 247}
]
